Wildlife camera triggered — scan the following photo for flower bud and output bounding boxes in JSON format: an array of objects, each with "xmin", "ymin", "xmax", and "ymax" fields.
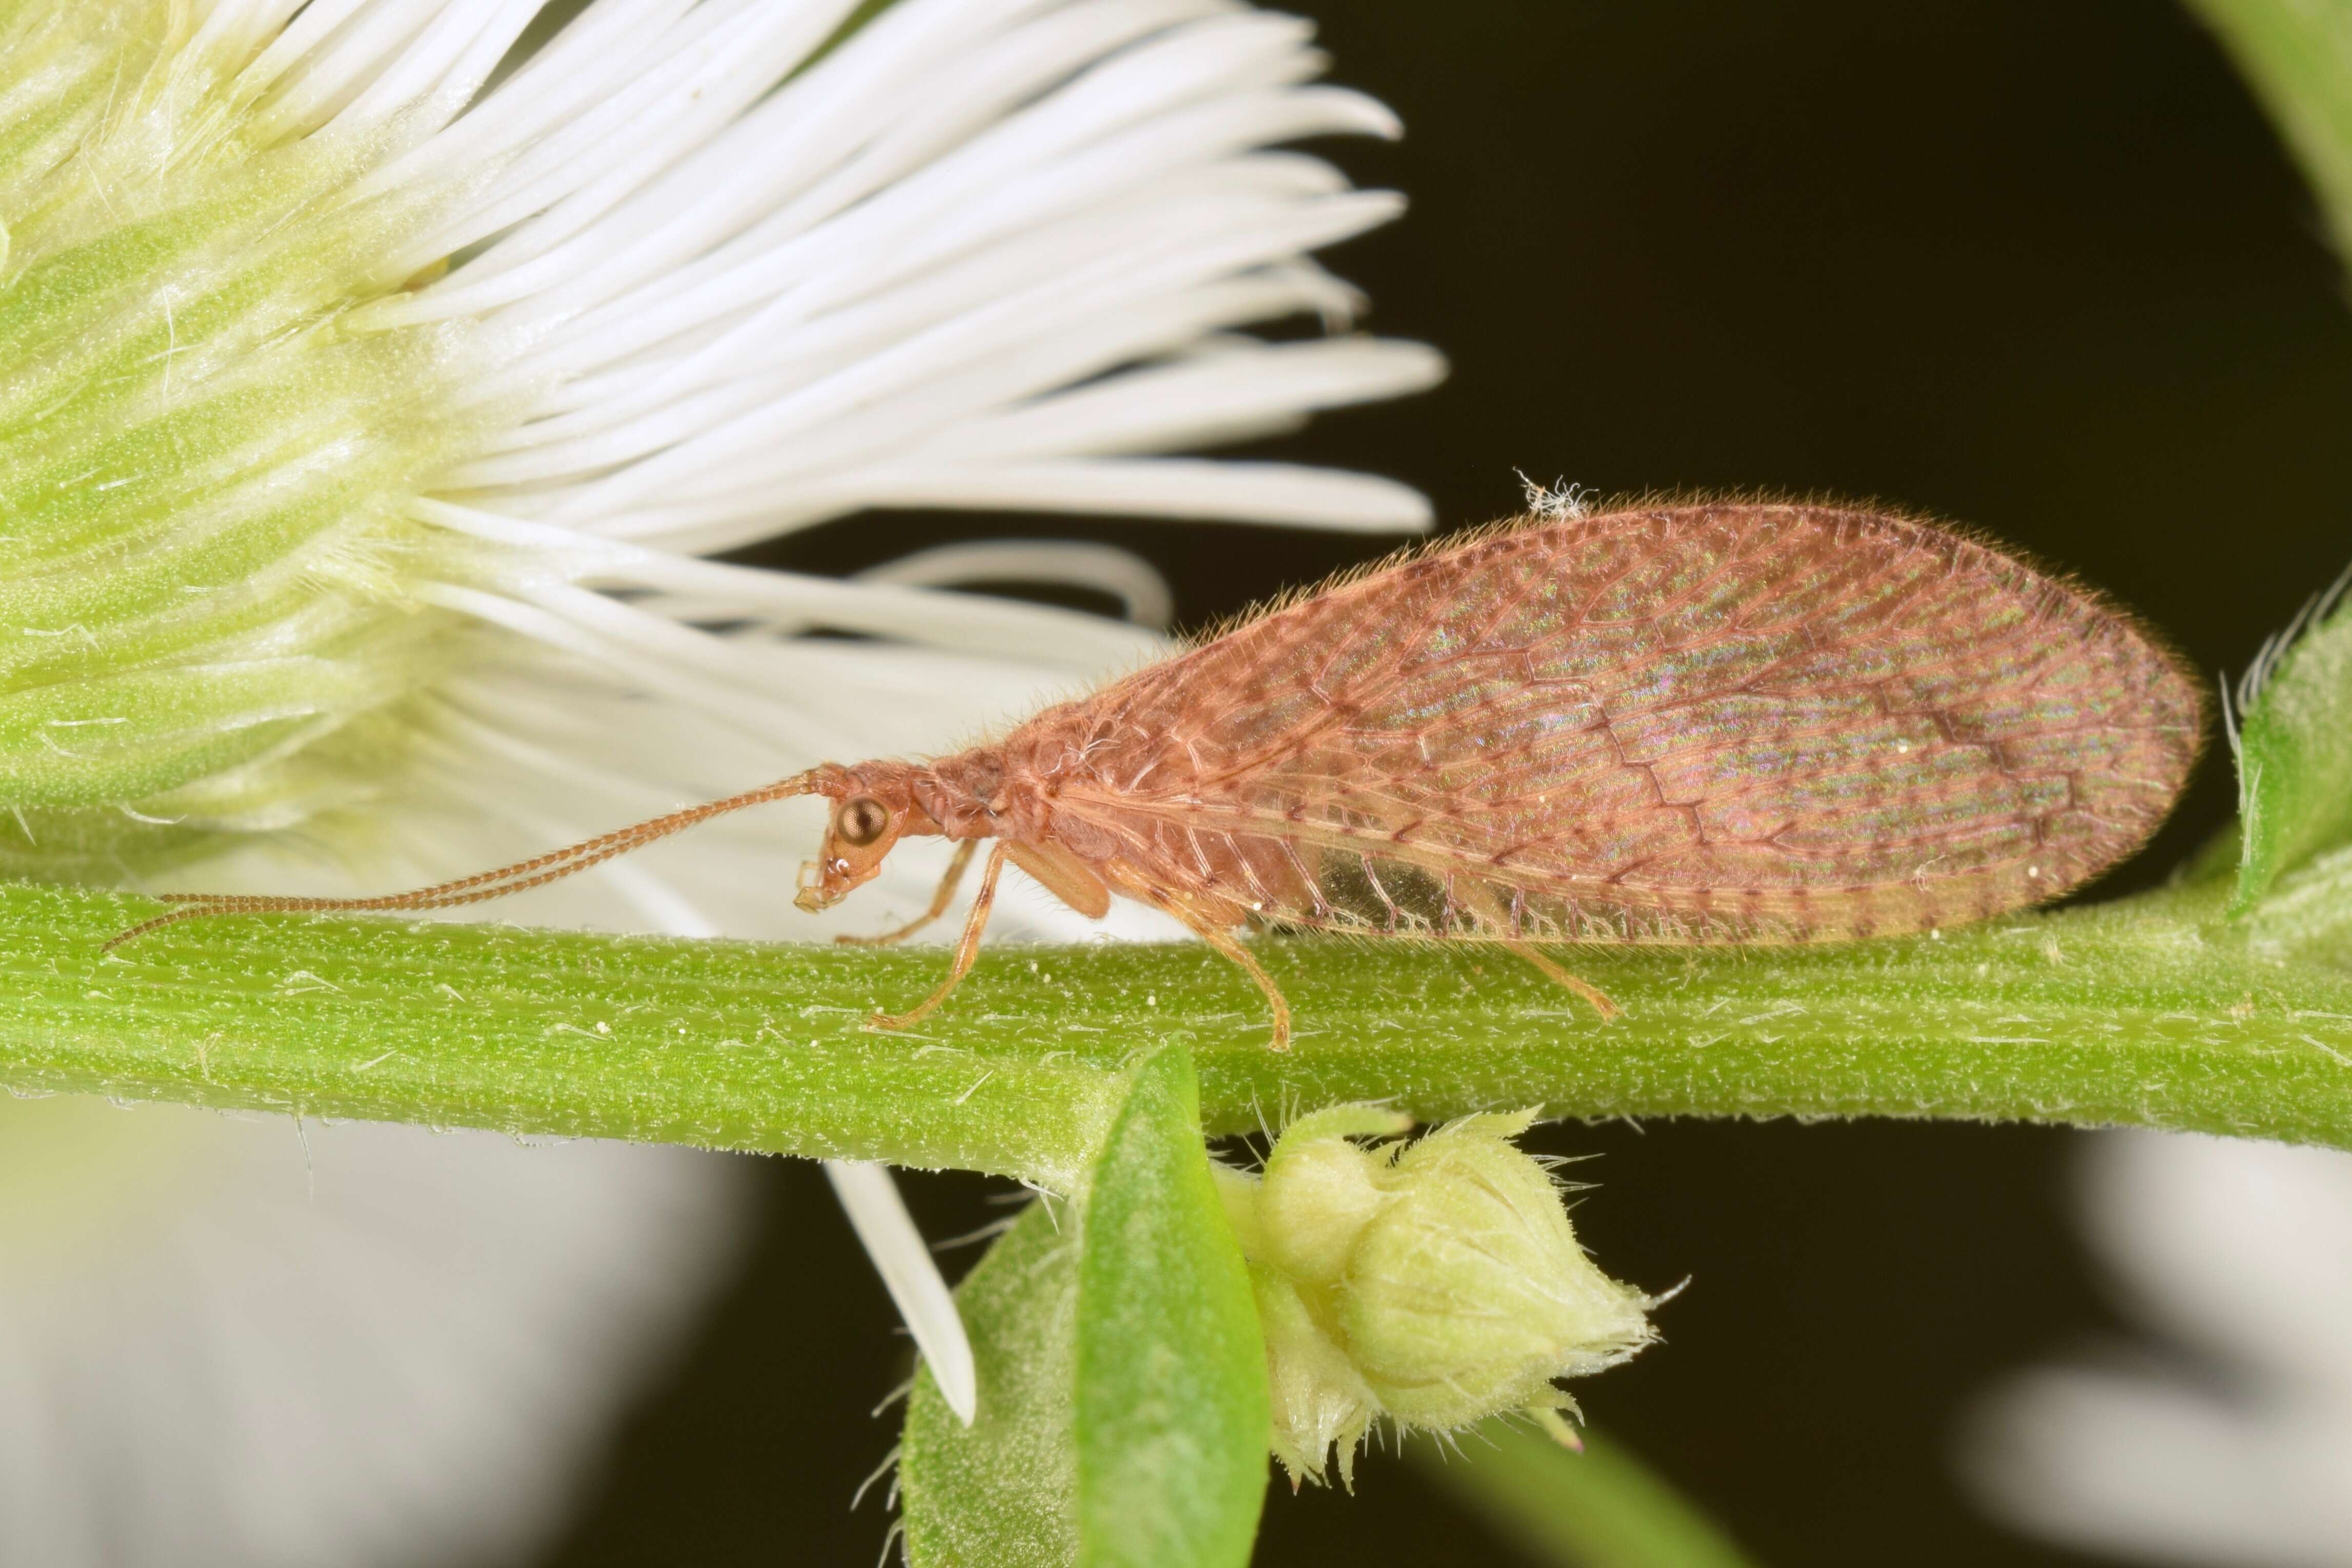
[{"xmin": 1219, "ymin": 1106, "xmax": 1657, "ymax": 1487}]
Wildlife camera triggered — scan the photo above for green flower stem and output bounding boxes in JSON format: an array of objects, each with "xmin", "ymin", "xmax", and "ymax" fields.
[
  {"xmin": 6, "ymin": 852, "xmax": 2351, "ymax": 1183},
  {"xmin": 1409, "ymin": 1423, "xmax": 1762, "ymax": 1568},
  {"xmin": 1401, "ymin": 1420, "xmax": 1759, "ymax": 1568}
]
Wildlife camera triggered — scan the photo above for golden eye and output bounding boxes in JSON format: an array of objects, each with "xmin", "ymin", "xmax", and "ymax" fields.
[{"xmin": 837, "ymin": 796, "xmax": 891, "ymax": 847}]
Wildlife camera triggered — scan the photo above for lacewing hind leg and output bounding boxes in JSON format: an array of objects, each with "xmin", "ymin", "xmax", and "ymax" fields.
[
  {"xmin": 1461, "ymin": 882, "xmax": 1619, "ymax": 1021},
  {"xmin": 1503, "ymin": 941, "xmax": 1620, "ymax": 1021}
]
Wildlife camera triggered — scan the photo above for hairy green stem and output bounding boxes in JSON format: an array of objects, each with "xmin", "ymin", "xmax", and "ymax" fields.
[{"xmin": 6, "ymin": 852, "xmax": 2350, "ymax": 1185}]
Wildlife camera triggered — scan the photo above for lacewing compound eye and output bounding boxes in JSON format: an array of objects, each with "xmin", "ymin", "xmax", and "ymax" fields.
[
  {"xmin": 114, "ymin": 504, "xmax": 2205, "ymax": 1052},
  {"xmin": 837, "ymin": 797, "xmax": 891, "ymax": 847}
]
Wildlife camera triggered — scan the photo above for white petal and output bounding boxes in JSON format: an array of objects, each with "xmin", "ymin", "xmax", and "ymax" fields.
[
  {"xmin": 1967, "ymin": 1131, "xmax": 2352, "ymax": 1564},
  {"xmin": 318, "ymin": 1, "xmax": 1435, "ymax": 567},
  {"xmin": 2081, "ymin": 1130, "xmax": 2352, "ymax": 1396},
  {"xmin": 408, "ymin": 501, "xmax": 1162, "ymax": 668},
  {"xmin": 857, "ymin": 540, "xmax": 1177, "ymax": 630},
  {"xmin": 457, "ymin": 186, "xmax": 1407, "ymax": 503},
  {"xmin": 825, "ymin": 1163, "xmax": 978, "ymax": 1425},
  {"xmin": 249, "ymin": 0, "xmax": 542, "ymax": 141},
  {"xmin": 0, "ymin": 1100, "xmax": 753, "ymax": 1568},
  {"xmin": 189, "ymin": 1, "xmax": 310, "ymax": 65},
  {"xmin": 497, "ymin": 340, "xmax": 1444, "ymax": 549},
  {"xmin": 389, "ymin": 7, "xmax": 1350, "ymax": 320},
  {"xmin": 333, "ymin": 0, "xmax": 545, "ymax": 132},
  {"xmin": 393, "ymin": 3, "xmax": 867, "ymax": 287},
  {"xmin": 432, "ymin": 562, "xmax": 1160, "ymax": 674},
  {"xmin": 467, "ymin": 248, "xmax": 1366, "ymax": 469},
  {"xmin": 741, "ymin": 458, "xmax": 1435, "ymax": 540},
  {"xmin": 1963, "ymin": 1366, "xmax": 2352, "ymax": 1568},
  {"xmin": 907, "ymin": 336, "xmax": 1448, "ymax": 464},
  {"xmin": 396, "ymin": 0, "xmax": 1240, "ymax": 319}
]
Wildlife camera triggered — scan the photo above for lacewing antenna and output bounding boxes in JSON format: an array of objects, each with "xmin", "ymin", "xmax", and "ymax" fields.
[{"xmin": 103, "ymin": 771, "xmax": 822, "ymax": 950}]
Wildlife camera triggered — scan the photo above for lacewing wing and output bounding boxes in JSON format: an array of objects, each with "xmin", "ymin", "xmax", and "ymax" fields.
[
  {"xmin": 120, "ymin": 503, "xmax": 2205, "ymax": 1049},
  {"xmin": 1044, "ymin": 502, "xmax": 2202, "ymax": 945}
]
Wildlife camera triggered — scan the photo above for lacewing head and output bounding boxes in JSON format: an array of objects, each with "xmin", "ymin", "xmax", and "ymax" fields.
[{"xmin": 792, "ymin": 762, "xmax": 932, "ymax": 912}]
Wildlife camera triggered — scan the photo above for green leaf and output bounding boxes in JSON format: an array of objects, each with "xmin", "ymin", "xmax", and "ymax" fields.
[
  {"xmin": 2188, "ymin": 0, "xmax": 2352, "ymax": 902},
  {"xmin": 900, "ymin": 1199, "xmax": 1082, "ymax": 1568},
  {"xmin": 899, "ymin": 1044, "xmax": 1269, "ymax": 1568},
  {"xmin": 2231, "ymin": 582, "xmax": 2352, "ymax": 908},
  {"xmin": 2184, "ymin": 0, "xmax": 2352, "ymax": 262},
  {"xmin": 1073, "ymin": 1043, "xmax": 1269, "ymax": 1568},
  {"xmin": 1411, "ymin": 1422, "xmax": 1761, "ymax": 1568}
]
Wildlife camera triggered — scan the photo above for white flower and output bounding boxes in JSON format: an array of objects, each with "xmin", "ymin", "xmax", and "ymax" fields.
[
  {"xmin": 2, "ymin": 0, "xmax": 1438, "ymax": 899},
  {"xmin": 0, "ymin": 1092, "xmax": 754, "ymax": 1567},
  {"xmin": 1963, "ymin": 1130, "xmax": 2352, "ymax": 1567},
  {"xmin": 1, "ymin": 0, "xmax": 1439, "ymax": 1558}
]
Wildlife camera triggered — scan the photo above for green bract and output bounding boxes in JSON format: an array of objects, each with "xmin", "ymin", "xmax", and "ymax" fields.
[{"xmin": 0, "ymin": 4, "xmax": 500, "ymax": 881}]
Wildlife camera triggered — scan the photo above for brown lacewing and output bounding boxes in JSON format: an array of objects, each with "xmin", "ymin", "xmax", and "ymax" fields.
[{"xmin": 112, "ymin": 503, "xmax": 2204, "ymax": 1050}]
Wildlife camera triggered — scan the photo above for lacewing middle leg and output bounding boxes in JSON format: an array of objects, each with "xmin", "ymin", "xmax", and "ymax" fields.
[{"xmin": 1184, "ymin": 918, "xmax": 1294, "ymax": 1051}]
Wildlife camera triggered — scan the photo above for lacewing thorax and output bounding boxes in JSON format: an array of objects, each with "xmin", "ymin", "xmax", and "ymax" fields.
[{"xmin": 116, "ymin": 503, "xmax": 2204, "ymax": 1049}]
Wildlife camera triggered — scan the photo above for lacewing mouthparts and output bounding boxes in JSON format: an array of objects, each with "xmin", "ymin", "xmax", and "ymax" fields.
[{"xmin": 114, "ymin": 503, "xmax": 2204, "ymax": 1050}]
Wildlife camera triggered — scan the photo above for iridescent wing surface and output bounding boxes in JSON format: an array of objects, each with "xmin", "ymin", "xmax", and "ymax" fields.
[{"xmin": 1022, "ymin": 504, "xmax": 2201, "ymax": 943}]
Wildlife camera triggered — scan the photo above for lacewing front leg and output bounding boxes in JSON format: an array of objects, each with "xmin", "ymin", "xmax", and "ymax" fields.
[
  {"xmin": 862, "ymin": 839, "xmax": 1115, "ymax": 1032},
  {"xmin": 836, "ymin": 839, "xmax": 980, "ymax": 949},
  {"xmin": 869, "ymin": 843, "xmax": 1007, "ymax": 1033}
]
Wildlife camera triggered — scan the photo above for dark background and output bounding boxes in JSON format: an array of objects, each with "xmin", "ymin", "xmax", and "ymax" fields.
[{"xmin": 547, "ymin": 1, "xmax": 2352, "ymax": 1563}]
